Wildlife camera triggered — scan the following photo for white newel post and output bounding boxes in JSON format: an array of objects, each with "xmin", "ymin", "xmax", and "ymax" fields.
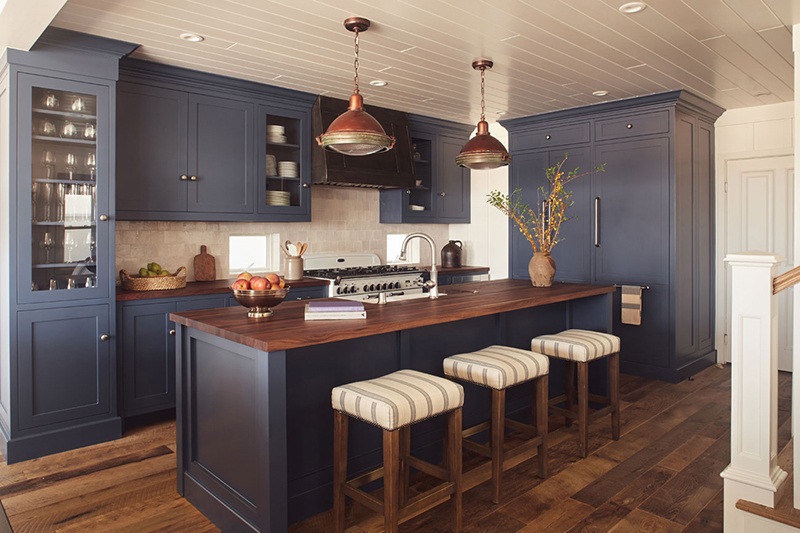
[{"xmin": 722, "ymin": 252, "xmax": 788, "ymax": 532}]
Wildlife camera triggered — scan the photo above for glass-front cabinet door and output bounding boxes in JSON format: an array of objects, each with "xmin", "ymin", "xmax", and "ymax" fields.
[
  {"xmin": 18, "ymin": 73, "xmax": 110, "ymax": 303},
  {"xmin": 257, "ymin": 104, "xmax": 311, "ymax": 219}
]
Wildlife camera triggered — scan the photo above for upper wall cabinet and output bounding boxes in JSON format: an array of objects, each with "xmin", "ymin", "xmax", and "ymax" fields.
[
  {"xmin": 380, "ymin": 116, "xmax": 473, "ymax": 224},
  {"xmin": 115, "ymin": 59, "xmax": 316, "ymax": 222}
]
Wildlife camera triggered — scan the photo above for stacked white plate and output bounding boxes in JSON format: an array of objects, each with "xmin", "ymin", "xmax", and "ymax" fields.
[
  {"xmin": 266, "ymin": 154, "xmax": 277, "ymax": 176},
  {"xmin": 278, "ymin": 161, "xmax": 298, "ymax": 178},
  {"xmin": 266, "ymin": 190, "xmax": 291, "ymax": 206},
  {"xmin": 267, "ymin": 124, "xmax": 287, "ymax": 144}
]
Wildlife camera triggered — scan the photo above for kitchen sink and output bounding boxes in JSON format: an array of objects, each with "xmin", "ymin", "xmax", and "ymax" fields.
[{"xmin": 336, "ymin": 292, "xmax": 447, "ymax": 304}]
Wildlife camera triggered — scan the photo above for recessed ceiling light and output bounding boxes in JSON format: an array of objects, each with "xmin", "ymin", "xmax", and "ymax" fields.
[
  {"xmin": 619, "ymin": 2, "xmax": 646, "ymax": 14},
  {"xmin": 592, "ymin": 90, "xmax": 609, "ymax": 97},
  {"xmin": 180, "ymin": 33, "xmax": 205, "ymax": 42},
  {"xmin": 370, "ymin": 80, "xmax": 388, "ymax": 87},
  {"xmin": 496, "ymin": 110, "xmax": 508, "ymax": 116}
]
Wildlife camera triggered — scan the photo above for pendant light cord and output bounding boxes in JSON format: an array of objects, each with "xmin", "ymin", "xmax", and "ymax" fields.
[
  {"xmin": 353, "ymin": 28, "xmax": 360, "ymax": 95},
  {"xmin": 480, "ymin": 67, "xmax": 486, "ymax": 122}
]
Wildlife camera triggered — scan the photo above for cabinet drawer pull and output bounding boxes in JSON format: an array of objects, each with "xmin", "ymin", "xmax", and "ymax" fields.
[
  {"xmin": 594, "ymin": 197, "xmax": 601, "ymax": 248},
  {"xmin": 545, "ymin": 134, "xmax": 551, "ymax": 140},
  {"xmin": 189, "ymin": 175, "xmax": 198, "ymax": 181},
  {"xmin": 180, "ymin": 175, "xmax": 188, "ymax": 181},
  {"xmin": 440, "ymin": 192, "xmax": 446, "ymax": 197},
  {"xmin": 169, "ymin": 329, "xmax": 176, "ymax": 336},
  {"xmin": 626, "ymin": 123, "xmax": 633, "ymax": 129},
  {"xmin": 100, "ymin": 334, "xmax": 109, "ymax": 341},
  {"xmin": 99, "ymin": 215, "xmax": 109, "ymax": 221},
  {"xmin": 302, "ymin": 183, "xmax": 309, "ymax": 188}
]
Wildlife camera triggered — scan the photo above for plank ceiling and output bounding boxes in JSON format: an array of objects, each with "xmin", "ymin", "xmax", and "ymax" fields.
[{"xmin": 51, "ymin": 0, "xmax": 798, "ymax": 124}]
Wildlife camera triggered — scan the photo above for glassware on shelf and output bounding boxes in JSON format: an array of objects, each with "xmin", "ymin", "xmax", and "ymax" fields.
[
  {"xmin": 65, "ymin": 153, "xmax": 77, "ymax": 180},
  {"xmin": 41, "ymin": 182, "xmax": 53, "ymax": 221},
  {"xmin": 42, "ymin": 93, "xmax": 59, "ymax": 109},
  {"xmin": 49, "ymin": 279, "xmax": 58, "ymax": 291},
  {"xmin": 31, "ymin": 182, "xmax": 40, "ymax": 222},
  {"xmin": 50, "ymin": 183, "xmax": 66, "ymax": 222},
  {"xmin": 39, "ymin": 232, "xmax": 54, "ymax": 264},
  {"xmin": 85, "ymin": 153, "xmax": 97, "ymax": 180},
  {"xmin": 61, "ymin": 121, "xmax": 79, "ymax": 139},
  {"xmin": 85, "ymin": 276, "xmax": 93, "ymax": 288},
  {"xmin": 83, "ymin": 123, "xmax": 96, "ymax": 140},
  {"xmin": 39, "ymin": 119, "xmax": 57, "ymax": 137},
  {"xmin": 41, "ymin": 150, "xmax": 56, "ymax": 179},
  {"xmin": 67, "ymin": 278, "xmax": 76, "ymax": 290},
  {"xmin": 71, "ymin": 97, "xmax": 85, "ymax": 112},
  {"xmin": 85, "ymin": 231, "xmax": 96, "ymax": 262}
]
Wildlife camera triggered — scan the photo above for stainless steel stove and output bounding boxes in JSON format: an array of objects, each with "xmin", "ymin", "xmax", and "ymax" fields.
[{"xmin": 303, "ymin": 253, "xmax": 426, "ymax": 299}]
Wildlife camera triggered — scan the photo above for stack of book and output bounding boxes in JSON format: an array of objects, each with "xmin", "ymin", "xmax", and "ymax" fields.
[{"xmin": 304, "ymin": 301, "xmax": 366, "ymax": 320}]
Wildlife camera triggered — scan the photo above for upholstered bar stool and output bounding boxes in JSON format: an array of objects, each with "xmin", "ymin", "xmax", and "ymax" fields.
[
  {"xmin": 331, "ymin": 369, "xmax": 464, "ymax": 533},
  {"xmin": 531, "ymin": 329, "xmax": 621, "ymax": 458},
  {"xmin": 442, "ymin": 345, "xmax": 549, "ymax": 504}
]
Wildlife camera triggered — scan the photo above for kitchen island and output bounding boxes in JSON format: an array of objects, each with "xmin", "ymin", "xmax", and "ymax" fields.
[{"xmin": 170, "ymin": 279, "xmax": 615, "ymax": 532}]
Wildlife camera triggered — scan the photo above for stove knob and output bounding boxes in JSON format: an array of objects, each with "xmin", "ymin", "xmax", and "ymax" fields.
[
  {"xmin": 382, "ymin": 283, "xmax": 388, "ymax": 290},
  {"xmin": 349, "ymin": 286, "xmax": 356, "ymax": 294},
  {"xmin": 363, "ymin": 285, "xmax": 369, "ymax": 292},
  {"xmin": 369, "ymin": 284, "xmax": 375, "ymax": 291},
  {"xmin": 345, "ymin": 286, "xmax": 353, "ymax": 294},
  {"xmin": 394, "ymin": 282, "xmax": 401, "ymax": 289},
  {"xmin": 336, "ymin": 287, "xmax": 343, "ymax": 294}
]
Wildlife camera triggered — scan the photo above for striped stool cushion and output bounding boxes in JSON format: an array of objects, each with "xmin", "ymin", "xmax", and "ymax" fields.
[
  {"xmin": 531, "ymin": 329, "xmax": 620, "ymax": 362},
  {"xmin": 332, "ymin": 370, "xmax": 464, "ymax": 431},
  {"xmin": 443, "ymin": 345, "xmax": 549, "ymax": 390}
]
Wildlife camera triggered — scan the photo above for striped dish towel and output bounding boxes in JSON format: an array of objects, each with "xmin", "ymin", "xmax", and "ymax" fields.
[{"xmin": 621, "ymin": 285, "xmax": 642, "ymax": 326}]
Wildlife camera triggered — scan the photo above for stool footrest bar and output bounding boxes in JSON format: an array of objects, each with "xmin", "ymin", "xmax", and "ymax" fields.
[{"xmin": 406, "ymin": 456, "xmax": 449, "ymax": 481}]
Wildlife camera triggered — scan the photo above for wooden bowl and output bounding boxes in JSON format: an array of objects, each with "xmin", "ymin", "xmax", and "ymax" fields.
[{"xmin": 231, "ymin": 288, "xmax": 290, "ymax": 318}]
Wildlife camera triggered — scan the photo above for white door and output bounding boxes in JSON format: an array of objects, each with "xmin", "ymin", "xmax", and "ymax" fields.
[{"xmin": 725, "ymin": 156, "xmax": 794, "ymax": 370}]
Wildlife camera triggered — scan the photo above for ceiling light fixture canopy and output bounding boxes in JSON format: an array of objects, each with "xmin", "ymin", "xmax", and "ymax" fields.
[
  {"xmin": 456, "ymin": 60, "xmax": 511, "ymax": 170},
  {"xmin": 316, "ymin": 17, "xmax": 395, "ymax": 156},
  {"xmin": 619, "ymin": 2, "xmax": 647, "ymax": 14}
]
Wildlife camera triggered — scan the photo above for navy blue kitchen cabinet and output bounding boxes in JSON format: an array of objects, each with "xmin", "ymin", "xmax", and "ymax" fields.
[
  {"xmin": 0, "ymin": 28, "xmax": 136, "ymax": 463},
  {"xmin": 119, "ymin": 288, "xmax": 324, "ymax": 417},
  {"xmin": 115, "ymin": 59, "xmax": 316, "ymax": 222},
  {"xmin": 380, "ymin": 115, "xmax": 473, "ymax": 224},
  {"xmin": 116, "ymin": 83, "xmax": 189, "ymax": 213},
  {"xmin": 502, "ymin": 90, "xmax": 724, "ymax": 383}
]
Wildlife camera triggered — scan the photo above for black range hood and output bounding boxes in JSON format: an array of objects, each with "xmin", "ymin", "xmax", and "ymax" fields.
[{"xmin": 311, "ymin": 96, "xmax": 416, "ymax": 189}]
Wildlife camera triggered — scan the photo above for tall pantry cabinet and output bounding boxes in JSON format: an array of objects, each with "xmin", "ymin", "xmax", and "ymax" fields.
[
  {"xmin": 0, "ymin": 29, "xmax": 136, "ymax": 462},
  {"xmin": 501, "ymin": 91, "xmax": 724, "ymax": 383}
]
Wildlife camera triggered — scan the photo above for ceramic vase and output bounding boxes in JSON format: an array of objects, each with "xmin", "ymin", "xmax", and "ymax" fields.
[{"xmin": 528, "ymin": 252, "xmax": 556, "ymax": 287}]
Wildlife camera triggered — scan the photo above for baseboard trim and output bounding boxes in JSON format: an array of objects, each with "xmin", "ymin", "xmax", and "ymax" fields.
[
  {"xmin": 184, "ymin": 472, "xmax": 259, "ymax": 533},
  {"xmin": 3, "ymin": 417, "xmax": 122, "ymax": 464}
]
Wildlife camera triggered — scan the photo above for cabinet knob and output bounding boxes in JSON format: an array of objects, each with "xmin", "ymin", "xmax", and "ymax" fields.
[
  {"xmin": 545, "ymin": 135, "xmax": 551, "ymax": 140},
  {"xmin": 100, "ymin": 334, "xmax": 109, "ymax": 341},
  {"xmin": 189, "ymin": 175, "xmax": 198, "ymax": 181},
  {"xmin": 626, "ymin": 123, "xmax": 633, "ymax": 129},
  {"xmin": 406, "ymin": 189, "xmax": 411, "ymax": 195},
  {"xmin": 440, "ymin": 192, "xmax": 446, "ymax": 197},
  {"xmin": 99, "ymin": 215, "xmax": 109, "ymax": 221},
  {"xmin": 169, "ymin": 329, "xmax": 176, "ymax": 336},
  {"xmin": 302, "ymin": 183, "xmax": 309, "ymax": 188},
  {"xmin": 180, "ymin": 175, "xmax": 188, "ymax": 181}
]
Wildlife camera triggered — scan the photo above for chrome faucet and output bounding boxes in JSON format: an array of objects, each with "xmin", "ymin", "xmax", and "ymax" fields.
[{"xmin": 398, "ymin": 233, "xmax": 439, "ymax": 299}]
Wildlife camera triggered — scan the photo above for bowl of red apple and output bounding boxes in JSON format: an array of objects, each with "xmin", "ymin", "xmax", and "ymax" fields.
[{"xmin": 231, "ymin": 271, "xmax": 290, "ymax": 318}]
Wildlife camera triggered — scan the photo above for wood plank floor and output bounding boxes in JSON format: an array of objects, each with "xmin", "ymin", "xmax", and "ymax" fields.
[{"xmin": 0, "ymin": 364, "xmax": 780, "ymax": 533}]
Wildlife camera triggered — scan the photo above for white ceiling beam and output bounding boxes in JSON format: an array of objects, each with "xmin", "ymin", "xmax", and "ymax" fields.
[{"xmin": 0, "ymin": 0, "xmax": 67, "ymax": 52}]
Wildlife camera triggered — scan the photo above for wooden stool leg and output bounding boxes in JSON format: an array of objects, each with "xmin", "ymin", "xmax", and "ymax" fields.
[
  {"xmin": 564, "ymin": 361, "xmax": 575, "ymax": 427},
  {"xmin": 399, "ymin": 426, "xmax": 411, "ymax": 506},
  {"xmin": 491, "ymin": 388, "xmax": 506, "ymax": 504},
  {"xmin": 577, "ymin": 362, "xmax": 589, "ymax": 458},
  {"xmin": 535, "ymin": 375, "xmax": 549, "ymax": 479},
  {"xmin": 332, "ymin": 411, "xmax": 348, "ymax": 533},
  {"xmin": 383, "ymin": 429, "xmax": 401, "ymax": 533},
  {"xmin": 610, "ymin": 352, "xmax": 620, "ymax": 441},
  {"xmin": 447, "ymin": 408, "xmax": 463, "ymax": 533}
]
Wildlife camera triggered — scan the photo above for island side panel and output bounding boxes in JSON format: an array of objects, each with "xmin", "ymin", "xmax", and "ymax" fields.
[{"xmin": 179, "ymin": 327, "xmax": 285, "ymax": 533}]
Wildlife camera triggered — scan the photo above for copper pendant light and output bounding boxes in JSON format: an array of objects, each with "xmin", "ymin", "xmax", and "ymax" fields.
[
  {"xmin": 316, "ymin": 17, "xmax": 395, "ymax": 156},
  {"xmin": 456, "ymin": 60, "xmax": 511, "ymax": 170}
]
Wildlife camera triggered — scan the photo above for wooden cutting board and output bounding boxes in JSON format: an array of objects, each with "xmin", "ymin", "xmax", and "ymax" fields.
[{"xmin": 193, "ymin": 245, "xmax": 216, "ymax": 282}]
